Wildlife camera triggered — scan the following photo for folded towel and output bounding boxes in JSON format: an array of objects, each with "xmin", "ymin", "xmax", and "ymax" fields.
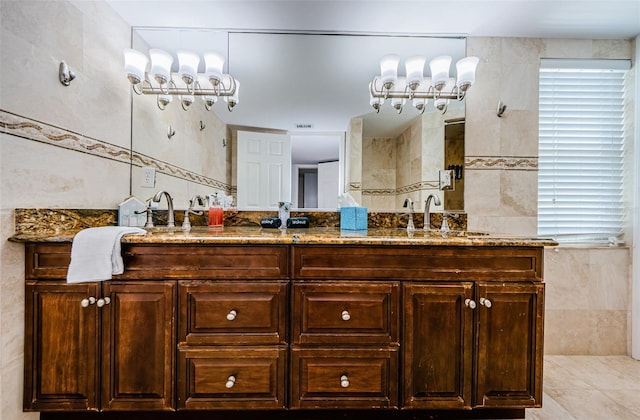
[{"xmin": 66, "ymin": 226, "xmax": 146, "ymax": 283}]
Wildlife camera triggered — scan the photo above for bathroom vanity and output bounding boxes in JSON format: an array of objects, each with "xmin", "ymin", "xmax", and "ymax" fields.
[{"xmin": 17, "ymin": 227, "xmax": 551, "ymax": 419}]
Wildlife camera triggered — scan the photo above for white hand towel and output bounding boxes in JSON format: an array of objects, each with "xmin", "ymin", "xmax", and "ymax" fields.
[{"xmin": 66, "ymin": 226, "xmax": 146, "ymax": 283}]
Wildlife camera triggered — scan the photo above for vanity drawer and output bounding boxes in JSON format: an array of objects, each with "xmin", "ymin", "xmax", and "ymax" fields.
[
  {"xmin": 292, "ymin": 282, "xmax": 399, "ymax": 345},
  {"xmin": 290, "ymin": 347, "xmax": 398, "ymax": 409},
  {"xmin": 177, "ymin": 346, "xmax": 286, "ymax": 409},
  {"xmin": 179, "ymin": 281, "xmax": 288, "ymax": 345},
  {"xmin": 122, "ymin": 244, "xmax": 290, "ymax": 280},
  {"xmin": 25, "ymin": 243, "xmax": 72, "ymax": 280}
]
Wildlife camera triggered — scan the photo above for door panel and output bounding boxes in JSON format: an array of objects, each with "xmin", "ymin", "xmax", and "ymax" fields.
[
  {"xmin": 403, "ymin": 282, "xmax": 474, "ymax": 409},
  {"xmin": 475, "ymin": 282, "xmax": 544, "ymax": 407},
  {"xmin": 101, "ymin": 281, "xmax": 176, "ymax": 411},
  {"xmin": 237, "ymin": 130, "xmax": 291, "ymax": 209},
  {"xmin": 24, "ymin": 282, "xmax": 99, "ymax": 411}
]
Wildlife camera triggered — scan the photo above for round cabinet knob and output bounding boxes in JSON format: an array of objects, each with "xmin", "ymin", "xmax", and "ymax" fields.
[
  {"xmin": 225, "ymin": 375, "xmax": 236, "ymax": 389},
  {"xmin": 97, "ymin": 297, "xmax": 111, "ymax": 307},
  {"xmin": 226, "ymin": 310, "xmax": 237, "ymax": 321},
  {"xmin": 464, "ymin": 298, "xmax": 476, "ymax": 309},
  {"xmin": 81, "ymin": 297, "xmax": 96, "ymax": 308},
  {"xmin": 341, "ymin": 310, "xmax": 351, "ymax": 321},
  {"xmin": 480, "ymin": 297, "xmax": 492, "ymax": 308},
  {"xmin": 340, "ymin": 374, "xmax": 350, "ymax": 388}
]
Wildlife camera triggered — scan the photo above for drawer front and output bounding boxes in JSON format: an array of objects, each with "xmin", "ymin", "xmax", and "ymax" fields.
[
  {"xmin": 25, "ymin": 243, "xmax": 72, "ymax": 280},
  {"xmin": 179, "ymin": 281, "xmax": 288, "ymax": 345},
  {"xmin": 292, "ymin": 245, "xmax": 543, "ymax": 281},
  {"xmin": 177, "ymin": 346, "xmax": 286, "ymax": 409},
  {"xmin": 292, "ymin": 282, "xmax": 399, "ymax": 345},
  {"xmin": 290, "ymin": 348, "xmax": 398, "ymax": 409},
  {"xmin": 122, "ymin": 244, "xmax": 289, "ymax": 280}
]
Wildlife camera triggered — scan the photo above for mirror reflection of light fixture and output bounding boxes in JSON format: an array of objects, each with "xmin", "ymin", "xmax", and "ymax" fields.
[
  {"xmin": 123, "ymin": 48, "xmax": 239, "ymax": 111},
  {"xmin": 369, "ymin": 54, "xmax": 478, "ymax": 114}
]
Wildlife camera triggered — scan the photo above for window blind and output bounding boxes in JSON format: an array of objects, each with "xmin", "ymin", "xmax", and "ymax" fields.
[{"xmin": 538, "ymin": 62, "xmax": 628, "ymax": 243}]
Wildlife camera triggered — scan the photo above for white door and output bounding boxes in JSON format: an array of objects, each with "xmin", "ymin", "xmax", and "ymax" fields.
[
  {"xmin": 318, "ymin": 161, "xmax": 339, "ymax": 209},
  {"xmin": 237, "ymin": 131, "xmax": 291, "ymax": 209}
]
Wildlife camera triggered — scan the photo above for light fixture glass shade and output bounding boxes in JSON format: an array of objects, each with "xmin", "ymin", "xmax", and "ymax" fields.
[
  {"xmin": 391, "ymin": 97, "xmax": 405, "ymax": 110},
  {"xmin": 405, "ymin": 56, "xmax": 426, "ymax": 90},
  {"xmin": 429, "ymin": 55, "xmax": 452, "ymax": 90},
  {"xmin": 180, "ymin": 94, "xmax": 194, "ymax": 110},
  {"xmin": 177, "ymin": 50, "xmax": 200, "ymax": 84},
  {"xmin": 380, "ymin": 54, "xmax": 400, "ymax": 88},
  {"xmin": 157, "ymin": 94, "xmax": 172, "ymax": 110},
  {"xmin": 412, "ymin": 98, "xmax": 427, "ymax": 111},
  {"xmin": 456, "ymin": 56, "xmax": 479, "ymax": 90},
  {"xmin": 434, "ymin": 98, "xmax": 448, "ymax": 112},
  {"xmin": 204, "ymin": 52, "xmax": 225, "ymax": 85},
  {"xmin": 123, "ymin": 49, "xmax": 148, "ymax": 84},
  {"xmin": 149, "ymin": 49, "xmax": 173, "ymax": 85}
]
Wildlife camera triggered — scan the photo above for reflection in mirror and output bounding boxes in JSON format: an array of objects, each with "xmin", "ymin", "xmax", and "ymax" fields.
[{"xmin": 129, "ymin": 29, "xmax": 467, "ymax": 212}]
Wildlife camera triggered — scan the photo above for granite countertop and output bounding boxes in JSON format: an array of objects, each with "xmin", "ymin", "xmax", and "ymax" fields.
[{"xmin": 10, "ymin": 226, "xmax": 557, "ymax": 247}]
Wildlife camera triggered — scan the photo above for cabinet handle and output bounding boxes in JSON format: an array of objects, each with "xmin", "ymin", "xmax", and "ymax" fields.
[
  {"xmin": 225, "ymin": 375, "xmax": 236, "ymax": 388},
  {"xmin": 80, "ymin": 297, "xmax": 96, "ymax": 308},
  {"xmin": 464, "ymin": 298, "xmax": 476, "ymax": 309},
  {"xmin": 479, "ymin": 297, "xmax": 492, "ymax": 308},
  {"xmin": 97, "ymin": 297, "xmax": 111, "ymax": 307},
  {"xmin": 340, "ymin": 374, "xmax": 350, "ymax": 388},
  {"xmin": 226, "ymin": 310, "xmax": 237, "ymax": 321},
  {"xmin": 341, "ymin": 310, "xmax": 351, "ymax": 321}
]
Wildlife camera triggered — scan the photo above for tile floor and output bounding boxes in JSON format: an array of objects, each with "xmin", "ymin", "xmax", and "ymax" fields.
[{"xmin": 525, "ymin": 355, "xmax": 640, "ymax": 419}]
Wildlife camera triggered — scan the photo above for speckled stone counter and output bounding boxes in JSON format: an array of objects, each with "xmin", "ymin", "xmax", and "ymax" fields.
[{"xmin": 11, "ymin": 224, "xmax": 556, "ymax": 248}]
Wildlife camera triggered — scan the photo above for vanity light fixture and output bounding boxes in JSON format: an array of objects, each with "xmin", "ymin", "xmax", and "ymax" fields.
[
  {"xmin": 369, "ymin": 55, "xmax": 479, "ymax": 115},
  {"xmin": 123, "ymin": 48, "xmax": 239, "ymax": 112}
]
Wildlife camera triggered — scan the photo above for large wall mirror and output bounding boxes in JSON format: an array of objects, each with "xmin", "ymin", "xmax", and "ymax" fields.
[{"xmin": 129, "ymin": 28, "xmax": 467, "ymax": 212}]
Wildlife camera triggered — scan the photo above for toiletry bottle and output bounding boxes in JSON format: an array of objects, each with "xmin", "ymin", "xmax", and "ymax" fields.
[{"xmin": 208, "ymin": 194, "xmax": 224, "ymax": 228}]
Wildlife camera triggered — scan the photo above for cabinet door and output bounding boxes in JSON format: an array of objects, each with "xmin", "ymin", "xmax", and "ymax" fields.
[
  {"xmin": 402, "ymin": 282, "xmax": 474, "ymax": 409},
  {"xmin": 100, "ymin": 281, "xmax": 176, "ymax": 411},
  {"xmin": 475, "ymin": 282, "xmax": 544, "ymax": 408},
  {"xmin": 24, "ymin": 282, "xmax": 99, "ymax": 411}
]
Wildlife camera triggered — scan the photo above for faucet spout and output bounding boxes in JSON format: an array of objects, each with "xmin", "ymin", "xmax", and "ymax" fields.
[
  {"xmin": 152, "ymin": 190, "xmax": 175, "ymax": 228},
  {"xmin": 424, "ymin": 194, "xmax": 441, "ymax": 230}
]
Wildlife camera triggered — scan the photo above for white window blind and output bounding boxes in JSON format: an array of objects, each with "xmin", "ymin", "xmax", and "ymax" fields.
[{"xmin": 538, "ymin": 60, "xmax": 629, "ymax": 243}]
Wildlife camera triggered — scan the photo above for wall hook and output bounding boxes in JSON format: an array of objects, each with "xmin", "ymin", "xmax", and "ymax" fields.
[
  {"xmin": 222, "ymin": 138, "xmax": 226, "ymax": 147},
  {"xmin": 199, "ymin": 121, "xmax": 206, "ymax": 131},
  {"xmin": 497, "ymin": 100, "xmax": 507, "ymax": 117},
  {"xmin": 58, "ymin": 61, "xmax": 76, "ymax": 86},
  {"xmin": 167, "ymin": 125, "xmax": 176, "ymax": 139}
]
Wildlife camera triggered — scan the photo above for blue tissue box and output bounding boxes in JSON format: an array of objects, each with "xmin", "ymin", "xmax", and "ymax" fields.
[{"xmin": 340, "ymin": 207, "xmax": 368, "ymax": 230}]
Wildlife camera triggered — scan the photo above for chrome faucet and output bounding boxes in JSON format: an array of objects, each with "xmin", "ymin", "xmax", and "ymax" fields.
[
  {"xmin": 152, "ymin": 190, "xmax": 175, "ymax": 228},
  {"xmin": 403, "ymin": 198, "xmax": 415, "ymax": 232},
  {"xmin": 182, "ymin": 195, "xmax": 206, "ymax": 231},
  {"xmin": 424, "ymin": 193, "xmax": 441, "ymax": 230}
]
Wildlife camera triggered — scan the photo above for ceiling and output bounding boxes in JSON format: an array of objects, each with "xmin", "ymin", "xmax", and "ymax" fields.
[{"xmin": 109, "ymin": 1, "xmax": 639, "ymax": 164}]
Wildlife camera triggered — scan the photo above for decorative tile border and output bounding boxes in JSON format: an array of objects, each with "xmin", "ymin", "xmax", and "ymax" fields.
[
  {"xmin": 361, "ymin": 181, "xmax": 440, "ymax": 196},
  {"xmin": 0, "ymin": 109, "xmax": 131, "ymax": 163},
  {"xmin": 0, "ymin": 109, "xmax": 231, "ymax": 191},
  {"xmin": 465, "ymin": 156, "xmax": 538, "ymax": 170}
]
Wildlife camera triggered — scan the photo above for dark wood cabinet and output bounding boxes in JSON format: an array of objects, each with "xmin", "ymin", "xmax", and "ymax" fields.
[
  {"xmin": 100, "ymin": 281, "xmax": 176, "ymax": 411},
  {"xmin": 23, "ymin": 241, "xmax": 546, "ymax": 416},
  {"xmin": 474, "ymin": 282, "xmax": 545, "ymax": 408},
  {"xmin": 23, "ymin": 244, "xmax": 176, "ymax": 412},
  {"xmin": 403, "ymin": 282, "xmax": 474, "ymax": 409},
  {"xmin": 177, "ymin": 281, "xmax": 289, "ymax": 409},
  {"xmin": 24, "ymin": 281, "xmax": 100, "ymax": 411},
  {"xmin": 403, "ymin": 281, "xmax": 544, "ymax": 409}
]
